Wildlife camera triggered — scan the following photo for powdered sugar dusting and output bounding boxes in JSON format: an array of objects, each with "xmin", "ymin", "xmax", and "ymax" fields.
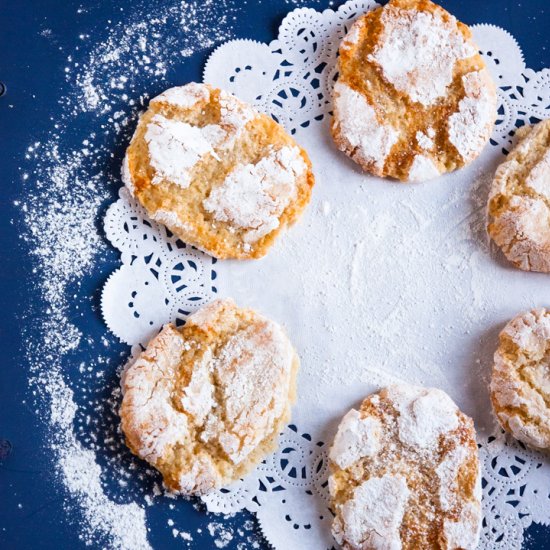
[
  {"xmin": 443, "ymin": 501, "xmax": 482, "ymax": 549},
  {"xmin": 145, "ymin": 114, "xmax": 223, "ymax": 188},
  {"xmin": 121, "ymin": 325, "xmax": 190, "ymax": 461},
  {"xmin": 199, "ymin": 311, "xmax": 296, "ymax": 464},
  {"xmin": 448, "ymin": 70, "xmax": 496, "ymax": 161},
  {"xmin": 525, "ymin": 148, "xmax": 550, "ymax": 201},
  {"xmin": 407, "ymin": 154, "xmax": 440, "ymax": 182},
  {"xmin": 329, "ymin": 409, "xmax": 382, "ymax": 469},
  {"xmin": 150, "ymin": 208, "xmax": 194, "ymax": 233},
  {"xmin": 491, "ymin": 309, "xmax": 550, "ymax": 449},
  {"xmin": 121, "ymin": 153, "xmax": 134, "ymax": 195},
  {"xmin": 151, "ymin": 83, "xmax": 211, "ymax": 109},
  {"xmin": 436, "ymin": 445, "xmax": 469, "ymax": 511},
  {"xmin": 203, "ymin": 146, "xmax": 306, "ymax": 243},
  {"xmin": 370, "ymin": 5, "xmax": 476, "ymax": 106},
  {"xmin": 333, "ymin": 474, "xmax": 410, "ymax": 549},
  {"xmin": 217, "ymin": 90, "xmax": 257, "ymax": 144},
  {"xmin": 341, "ymin": 19, "xmax": 364, "ymax": 50},
  {"xmin": 416, "ymin": 129, "xmax": 434, "ymax": 151},
  {"xmin": 121, "ymin": 298, "xmax": 296, "ymax": 490},
  {"xmin": 388, "ymin": 385, "xmax": 459, "ymax": 449},
  {"xmin": 333, "ymin": 82, "xmax": 398, "ymax": 169}
]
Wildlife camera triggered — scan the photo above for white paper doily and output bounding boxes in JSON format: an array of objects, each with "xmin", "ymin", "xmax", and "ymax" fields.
[
  {"xmin": 101, "ymin": 1, "xmax": 550, "ymax": 548},
  {"xmin": 102, "ymin": 187, "xmax": 218, "ymax": 346}
]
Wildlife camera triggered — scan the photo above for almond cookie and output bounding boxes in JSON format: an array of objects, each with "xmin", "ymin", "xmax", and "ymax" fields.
[
  {"xmin": 329, "ymin": 384, "xmax": 481, "ymax": 549},
  {"xmin": 122, "ymin": 83, "xmax": 314, "ymax": 259},
  {"xmin": 491, "ymin": 308, "xmax": 550, "ymax": 450},
  {"xmin": 120, "ymin": 298, "xmax": 299, "ymax": 495},
  {"xmin": 331, "ymin": 0, "xmax": 497, "ymax": 182},
  {"xmin": 488, "ymin": 119, "xmax": 550, "ymax": 272}
]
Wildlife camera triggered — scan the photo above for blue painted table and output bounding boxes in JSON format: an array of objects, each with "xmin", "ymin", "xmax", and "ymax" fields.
[{"xmin": 1, "ymin": 1, "xmax": 549, "ymax": 548}]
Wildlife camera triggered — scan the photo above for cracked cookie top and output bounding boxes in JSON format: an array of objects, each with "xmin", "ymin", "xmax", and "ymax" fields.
[
  {"xmin": 329, "ymin": 384, "xmax": 481, "ymax": 549},
  {"xmin": 491, "ymin": 308, "xmax": 550, "ymax": 450},
  {"xmin": 119, "ymin": 298, "xmax": 299, "ymax": 495},
  {"xmin": 488, "ymin": 119, "xmax": 550, "ymax": 272},
  {"xmin": 122, "ymin": 82, "xmax": 314, "ymax": 259},
  {"xmin": 331, "ymin": 0, "xmax": 496, "ymax": 182}
]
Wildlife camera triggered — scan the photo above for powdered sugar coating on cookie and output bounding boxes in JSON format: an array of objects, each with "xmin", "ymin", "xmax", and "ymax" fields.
[
  {"xmin": 203, "ymin": 146, "xmax": 307, "ymax": 243},
  {"xmin": 416, "ymin": 129, "xmax": 435, "ymax": 151},
  {"xmin": 120, "ymin": 325, "xmax": 190, "ymax": 462},
  {"xmin": 120, "ymin": 298, "xmax": 299, "ymax": 495},
  {"xmin": 369, "ymin": 5, "xmax": 475, "ymax": 106},
  {"xmin": 436, "ymin": 445, "xmax": 469, "ymax": 511},
  {"xmin": 333, "ymin": 474, "xmax": 410, "ymax": 549},
  {"xmin": 121, "ymin": 152, "xmax": 134, "ymax": 195},
  {"xmin": 329, "ymin": 409, "xmax": 383, "ymax": 469},
  {"xmin": 145, "ymin": 114, "xmax": 224, "ymax": 188},
  {"xmin": 386, "ymin": 384, "xmax": 459, "ymax": 448},
  {"xmin": 448, "ymin": 70, "xmax": 496, "ymax": 162},
  {"xmin": 340, "ymin": 18, "xmax": 364, "ymax": 51},
  {"xmin": 196, "ymin": 315, "xmax": 296, "ymax": 464},
  {"xmin": 407, "ymin": 154, "xmax": 440, "ymax": 182},
  {"xmin": 525, "ymin": 149, "xmax": 550, "ymax": 200},
  {"xmin": 329, "ymin": 384, "xmax": 481, "ymax": 550},
  {"xmin": 150, "ymin": 83, "xmax": 210, "ymax": 109},
  {"xmin": 332, "ymin": 82, "xmax": 398, "ymax": 171},
  {"xmin": 491, "ymin": 308, "xmax": 550, "ymax": 450}
]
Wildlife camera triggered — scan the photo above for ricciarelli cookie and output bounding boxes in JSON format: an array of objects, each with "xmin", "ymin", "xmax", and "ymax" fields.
[
  {"xmin": 120, "ymin": 298, "xmax": 299, "ymax": 495},
  {"xmin": 122, "ymin": 83, "xmax": 314, "ymax": 259},
  {"xmin": 329, "ymin": 384, "xmax": 481, "ymax": 549},
  {"xmin": 331, "ymin": 0, "xmax": 497, "ymax": 182},
  {"xmin": 491, "ymin": 308, "xmax": 550, "ymax": 450},
  {"xmin": 488, "ymin": 119, "xmax": 550, "ymax": 272}
]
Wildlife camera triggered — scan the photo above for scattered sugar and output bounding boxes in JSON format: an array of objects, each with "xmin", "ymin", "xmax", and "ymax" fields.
[
  {"xmin": 16, "ymin": 1, "xmax": 245, "ymax": 548},
  {"xmin": 179, "ymin": 530, "xmax": 193, "ymax": 541},
  {"xmin": 207, "ymin": 521, "xmax": 234, "ymax": 548}
]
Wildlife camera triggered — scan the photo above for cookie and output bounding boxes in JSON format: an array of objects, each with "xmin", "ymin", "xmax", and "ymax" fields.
[
  {"xmin": 329, "ymin": 384, "xmax": 481, "ymax": 549},
  {"xmin": 331, "ymin": 0, "xmax": 496, "ymax": 182},
  {"xmin": 491, "ymin": 308, "xmax": 550, "ymax": 450},
  {"xmin": 120, "ymin": 298, "xmax": 299, "ymax": 495},
  {"xmin": 488, "ymin": 119, "xmax": 550, "ymax": 272},
  {"xmin": 122, "ymin": 83, "xmax": 314, "ymax": 259}
]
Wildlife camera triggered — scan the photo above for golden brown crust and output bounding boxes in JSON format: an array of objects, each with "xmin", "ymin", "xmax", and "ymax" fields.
[
  {"xmin": 120, "ymin": 298, "xmax": 299, "ymax": 495},
  {"xmin": 331, "ymin": 0, "xmax": 496, "ymax": 182},
  {"xmin": 124, "ymin": 83, "xmax": 314, "ymax": 259}
]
